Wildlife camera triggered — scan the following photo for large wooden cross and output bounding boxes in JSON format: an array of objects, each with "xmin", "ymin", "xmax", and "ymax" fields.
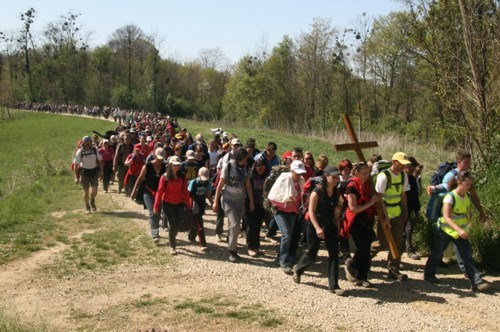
[{"xmin": 335, "ymin": 114, "xmax": 400, "ymax": 260}]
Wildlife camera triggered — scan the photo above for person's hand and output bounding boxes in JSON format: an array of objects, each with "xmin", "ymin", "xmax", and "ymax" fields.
[
  {"xmin": 131, "ymin": 192, "xmax": 136, "ymax": 200},
  {"xmin": 249, "ymin": 202, "xmax": 255, "ymax": 212},
  {"xmin": 369, "ymin": 195, "xmax": 379, "ymax": 205},
  {"xmin": 316, "ymin": 227, "xmax": 325, "ymax": 240},
  {"xmin": 74, "ymin": 177, "xmax": 79, "ymax": 185},
  {"xmin": 153, "ymin": 209, "xmax": 159, "ymax": 215},
  {"xmin": 212, "ymin": 201, "xmax": 218, "ymax": 212},
  {"xmin": 458, "ymin": 229, "xmax": 469, "ymax": 240},
  {"xmin": 98, "ymin": 171, "xmax": 103, "ymax": 180}
]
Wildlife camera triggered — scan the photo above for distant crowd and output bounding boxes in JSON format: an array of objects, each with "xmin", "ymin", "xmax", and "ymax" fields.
[{"xmin": 17, "ymin": 102, "xmax": 491, "ymax": 295}]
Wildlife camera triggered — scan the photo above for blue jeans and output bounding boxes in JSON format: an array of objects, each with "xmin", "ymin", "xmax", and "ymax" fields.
[
  {"xmin": 424, "ymin": 227, "xmax": 483, "ymax": 287},
  {"xmin": 274, "ymin": 211, "xmax": 297, "ymax": 267},
  {"xmin": 143, "ymin": 192, "xmax": 160, "ymax": 238}
]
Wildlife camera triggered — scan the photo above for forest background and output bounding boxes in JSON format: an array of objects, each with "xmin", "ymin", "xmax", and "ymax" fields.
[{"xmin": 0, "ymin": 1, "xmax": 498, "ymax": 266}]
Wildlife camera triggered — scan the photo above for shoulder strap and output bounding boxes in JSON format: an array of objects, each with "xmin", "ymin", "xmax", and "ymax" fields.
[{"xmin": 382, "ymin": 169, "xmax": 392, "ymax": 189}]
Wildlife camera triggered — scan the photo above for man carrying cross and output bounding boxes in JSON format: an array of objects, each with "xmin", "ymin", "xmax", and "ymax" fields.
[{"xmin": 375, "ymin": 152, "xmax": 411, "ymax": 281}]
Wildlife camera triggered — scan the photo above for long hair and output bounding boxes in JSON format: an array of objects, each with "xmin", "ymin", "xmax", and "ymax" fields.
[{"xmin": 165, "ymin": 162, "xmax": 180, "ymax": 181}]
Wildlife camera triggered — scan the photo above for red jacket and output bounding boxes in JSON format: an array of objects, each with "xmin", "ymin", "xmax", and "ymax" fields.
[
  {"xmin": 154, "ymin": 176, "xmax": 188, "ymax": 211},
  {"xmin": 341, "ymin": 177, "xmax": 375, "ymax": 238}
]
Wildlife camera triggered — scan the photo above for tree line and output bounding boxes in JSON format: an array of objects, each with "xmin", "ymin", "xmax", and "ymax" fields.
[{"xmin": 0, "ymin": 0, "xmax": 498, "ymax": 164}]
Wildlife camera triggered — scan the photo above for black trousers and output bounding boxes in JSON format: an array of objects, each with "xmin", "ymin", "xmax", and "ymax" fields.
[
  {"xmin": 350, "ymin": 218, "xmax": 374, "ymax": 280},
  {"xmin": 294, "ymin": 221, "xmax": 339, "ymax": 290}
]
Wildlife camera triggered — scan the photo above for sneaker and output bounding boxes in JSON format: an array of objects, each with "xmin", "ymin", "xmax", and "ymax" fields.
[
  {"xmin": 90, "ymin": 199, "xmax": 97, "ymax": 211},
  {"xmin": 356, "ymin": 280, "xmax": 373, "ymax": 288},
  {"xmin": 388, "ymin": 270, "xmax": 408, "ymax": 281},
  {"xmin": 408, "ymin": 252, "xmax": 421, "ymax": 260},
  {"xmin": 216, "ymin": 234, "xmax": 224, "ymax": 243},
  {"xmin": 169, "ymin": 247, "xmax": 177, "ymax": 256},
  {"xmin": 201, "ymin": 246, "xmax": 208, "ymax": 252},
  {"xmin": 344, "ymin": 258, "xmax": 357, "ymax": 282},
  {"xmin": 292, "ymin": 268, "xmax": 301, "ymax": 284},
  {"xmin": 424, "ymin": 275, "xmax": 440, "ymax": 284},
  {"xmin": 331, "ymin": 286, "xmax": 345, "ymax": 296},
  {"xmin": 153, "ymin": 237, "xmax": 160, "ymax": 244},
  {"xmin": 239, "ymin": 230, "xmax": 247, "ymax": 238},
  {"xmin": 248, "ymin": 249, "xmax": 258, "ymax": 257},
  {"xmin": 281, "ymin": 266, "xmax": 293, "ymax": 275},
  {"xmin": 85, "ymin": 204, "xmax": 91, "ymax": 213},
  {"xmin": 228, "ymin": 251, "xmax": 240, "ymax": 263},
  {"xmin": 474, "ymin": 282, "xmax": 490, "ymax": 293},
  {"xmin": 439, "ymin": 259, "xmax": 451, "ymax": 268}
]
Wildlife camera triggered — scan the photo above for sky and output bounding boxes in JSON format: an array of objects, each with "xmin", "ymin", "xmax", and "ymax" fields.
[{"xmin": 0, "ymin": 0, "xmax": 403, "ymax": 64}]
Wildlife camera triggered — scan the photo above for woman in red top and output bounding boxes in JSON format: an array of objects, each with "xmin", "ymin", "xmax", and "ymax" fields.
[
  {"xmin": 124, "ymin": 144, "xmax": 145, "ymax": 197},
  {"xmin": 98, "ymin": 139, "xmax": 114, "ymax": 193},
  {"xmin": 154, "ymin": 156, "xmax": 188, "ymax": 255},
  {"xmin": 343, "ymin": 162, "xmax": 379, "ymax": 287}
]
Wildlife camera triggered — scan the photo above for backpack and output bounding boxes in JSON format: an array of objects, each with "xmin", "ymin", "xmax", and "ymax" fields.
[
  {"xmin": 262, "ymin": 165, "xmax": 290, "ymax": 213},
  {"xmin": 300, "ymin": 176, "xmax": 324, "ymax": 221},
  {"xmin": 372, "ymin": 160, "xmax": 403, "ymax": 191},
  {"xmin": 426, "ymin": 192, "xmax": 457, "ymax": 222},
  {"xmin": 430, "ymin": 161, "xmax": 457, "ymax": 186}
]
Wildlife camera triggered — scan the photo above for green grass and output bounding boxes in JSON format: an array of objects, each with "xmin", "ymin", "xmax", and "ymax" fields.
[
  {"xmin": 174, "ymin": 296, "xmax": 282, "ymax": 328},
  {"xmin": 0, "ymin": 309, "xmax": 50, "ymax": 332}
]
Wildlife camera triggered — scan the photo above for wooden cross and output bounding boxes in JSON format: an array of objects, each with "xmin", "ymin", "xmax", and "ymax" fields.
[{"xmin": 335, "ymin": 114, "xmax": 400, "ymax": 260}]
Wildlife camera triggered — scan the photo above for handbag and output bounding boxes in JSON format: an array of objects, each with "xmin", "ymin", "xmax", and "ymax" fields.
[{"xmin": 179, "ymin": 204, "xmax": 194, "ymax": 232}]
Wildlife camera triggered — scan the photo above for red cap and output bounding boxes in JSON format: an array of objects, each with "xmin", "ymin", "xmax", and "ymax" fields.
[
  {"xmin": 134, "ymin": 143, "xmax": 141, "ymax": 150},
  {"xmin": 282, "ymin": 151, "xmax": 292, "ymax": 160}
]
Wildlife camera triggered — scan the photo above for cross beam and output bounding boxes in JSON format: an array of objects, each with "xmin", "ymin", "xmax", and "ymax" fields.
[{"xmin": 335, "ymin": 114, "xmax": 400, "ymax": 260}]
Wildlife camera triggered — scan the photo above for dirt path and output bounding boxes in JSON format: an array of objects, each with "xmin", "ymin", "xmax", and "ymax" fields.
[{"xmin": 1, "ymin": 183, "xmax": 498, "ymax": 331}]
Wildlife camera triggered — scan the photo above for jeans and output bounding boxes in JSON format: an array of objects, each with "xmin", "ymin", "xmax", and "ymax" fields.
[
  {"xmin": 274, "ymin": 211, "xmax": 297, "ymax": 267},
  {"xmin": 424, "ymin": 227, "xmax": 483, "ymax": 287},
  {"xmin": 163, "ymin": 202, "xmax": 184, "ymax": 249},
  {"xmin": 294, "ymin": 221, "xmax": 339, "ymax": 290},
  {"xmin": 144, "ymin": 192, "xmax": 160, "ymax": 238}
]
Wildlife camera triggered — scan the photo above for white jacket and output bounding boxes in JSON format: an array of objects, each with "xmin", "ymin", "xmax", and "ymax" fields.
[{"xmin": 267, "ymin": 172, "xmax": 304, "ymax": 205}]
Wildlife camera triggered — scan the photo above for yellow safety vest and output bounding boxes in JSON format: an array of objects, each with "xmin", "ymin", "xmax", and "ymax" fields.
[
  {"xmin": 438, "ymin": 190, "xmax": 471, "ymax": 239},
  {"xmin": 382, "ymin": 169, "xmax": 404, "ymax": 218}
]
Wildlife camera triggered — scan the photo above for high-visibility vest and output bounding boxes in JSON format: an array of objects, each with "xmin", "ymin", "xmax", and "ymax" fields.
[
  {"xmin": 382, "ymin": 169, "xmax": 404, "ymax": 218},
  {"xmin": 438, "ymin": 190, "xmax": 471, "ymax": 239}
]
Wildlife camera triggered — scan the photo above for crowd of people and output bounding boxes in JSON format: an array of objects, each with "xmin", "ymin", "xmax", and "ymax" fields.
[{"xmin": 34, "ymin": 102, "xmax": 488, "ymax": 296}]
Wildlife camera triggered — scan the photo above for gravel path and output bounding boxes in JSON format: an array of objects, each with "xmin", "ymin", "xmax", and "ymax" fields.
[
  {"xmin": 114, "ymin": 190, "xmax": 499, "ymax": 331},
  {"xmin": 0, "ymin": 181, "xmax": 498, "ymax": 331}
]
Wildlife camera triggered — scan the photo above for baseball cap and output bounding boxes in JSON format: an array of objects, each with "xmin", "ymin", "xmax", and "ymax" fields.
[
  {"xmin": 82, "ymin": 136, "xmax": 92, "ymax": 143},
  {"xmin": 168, "ymin": 156, "xmax": 182, "ymax": 165},
  {"xmin": 392, "ymin": 152, "xmax": 411, "ymax": 165},
  {"xmin": 134, "ymin": 143, "xmax": 141, "ymax": 150},
  {"xmin": 231, "ymin": 138, "xmax": 241, "ymax": 146},
  {"xmin": 186, "ymin": 150, "xmax": 195, "ymax": 160},
  {"xmin": 290, "ymin": 160, "xmax": 306, "ymax": 174},
  {"xmin": 155, "ymin": 147, "xmax": 165, "ymax": 160},
  {"xmin": 323, "ymin": 165, "xmax": 341, "ymax": 177},
  {"xmin": 198, "ymin": 167, "xmax": 209, "ymax": 181}
]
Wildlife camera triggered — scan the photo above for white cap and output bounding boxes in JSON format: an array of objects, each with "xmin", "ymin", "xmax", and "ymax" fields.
[{"xmin": 290, "ymin": 160, "xmax": 306, "ymax": 174}]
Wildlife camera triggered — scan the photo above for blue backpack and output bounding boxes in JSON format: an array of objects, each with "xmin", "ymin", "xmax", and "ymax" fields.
[
  {"xmin": 426, "ymin": 193, "xmax": 454, "ymax": 222},
  {"xmin": 430, "ymin": 161, "xmax": 457, "ymax": 186}
]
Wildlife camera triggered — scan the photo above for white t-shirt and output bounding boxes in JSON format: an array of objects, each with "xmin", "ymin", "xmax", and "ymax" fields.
[{"xmin": 375, "ymin": 169, "xmax": 410, "ymax": 194}]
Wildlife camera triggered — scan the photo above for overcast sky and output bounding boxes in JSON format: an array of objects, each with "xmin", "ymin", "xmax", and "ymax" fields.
[{"xmin": 0, "ymin": 0, "xmax": 403, "ymax": 63}]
